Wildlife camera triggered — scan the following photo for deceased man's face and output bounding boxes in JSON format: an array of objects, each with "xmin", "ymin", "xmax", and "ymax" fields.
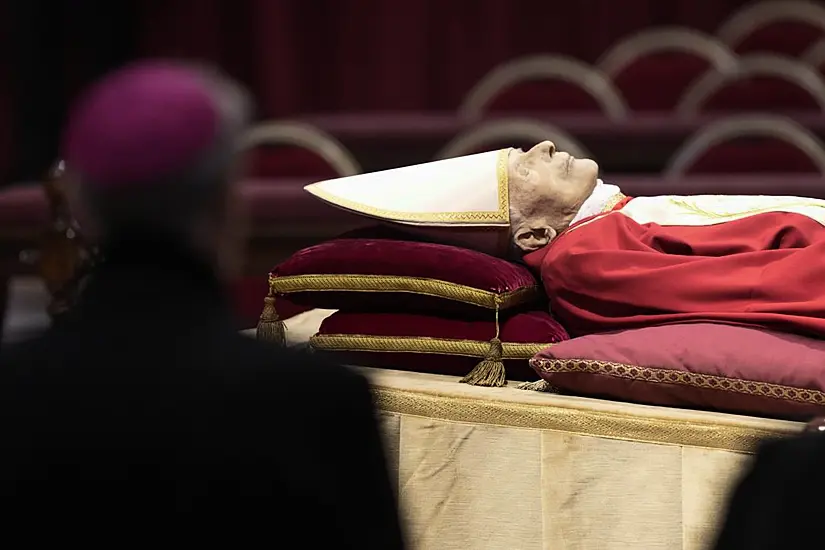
[{"xmin": 508, "ymin": 141, "xmax": 599, "ymax": 253}]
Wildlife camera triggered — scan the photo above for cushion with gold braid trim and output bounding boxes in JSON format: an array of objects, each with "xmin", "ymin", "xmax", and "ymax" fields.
[
  {"xmin": 311, "ymin": 310, "xmax": 568, "ymax": 381},
  {"xmin": 531, "ymin": 323, "xmax": 825, "ymax": 421},
  {"xmin": 270, "ymin": 226, "xmax": 543, "ymax": 315}
]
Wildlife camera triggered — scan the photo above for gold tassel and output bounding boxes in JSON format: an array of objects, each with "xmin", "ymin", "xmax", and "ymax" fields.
[
  {"xmin": 516, "ymin": 379, "xmax": 557, "ymax": 392},
  {"xmin": 461, "ymin": 304, "xmax": 507, "ymax": 387},
  {"xmin": 256, "ymin": 295, "xmax": 287, "ymax": 347}
]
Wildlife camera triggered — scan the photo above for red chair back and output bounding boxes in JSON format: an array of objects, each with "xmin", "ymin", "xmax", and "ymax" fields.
[
  {"xmin": 613, "ymin": 53, "xmax": 717, "ymax": 111},
  {"xmin": 484, "ymin": 80, "xmax": 607, "ymax": 114},
  {"xmin": 699, "ymin": 75, "xmax": 823, "ymax": 112},
  {"xmin": 245, "ymin": 146, "xmax": 344, "ymax": 179},
  {"xmin": 731, "ymin": 21, "xmax": 824, "ymax": 56},
  {"xmin": 681, "ymin": 138, "xmax": 823, "ymax": 174},
  {"xmin": 600, "ymin": 29, "xmax": 738, "ymax": 111}
]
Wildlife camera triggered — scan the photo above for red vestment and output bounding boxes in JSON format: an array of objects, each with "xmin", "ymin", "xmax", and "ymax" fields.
[{"xmin": 524, "ymin": 197, "xmax": 825, "ymax": 338}]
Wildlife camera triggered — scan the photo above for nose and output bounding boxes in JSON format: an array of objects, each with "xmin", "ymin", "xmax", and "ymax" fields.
[{"xmin": 539, "ymin": 141, "xmax": 556, "ymax": 156}]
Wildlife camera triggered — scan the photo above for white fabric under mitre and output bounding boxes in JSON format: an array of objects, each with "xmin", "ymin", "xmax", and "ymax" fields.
[
  {"xmin": 570, "ymin": 180, "xmax": 623, "ymax": 226},
  {"xmin": 304, "ymin": 150, "xmax": 512, "ymax": 256}
]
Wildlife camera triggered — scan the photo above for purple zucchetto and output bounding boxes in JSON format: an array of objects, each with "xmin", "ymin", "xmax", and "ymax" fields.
[{"xmin": 62, "ymin": 61, "xmax": 221, "ymax": 189}]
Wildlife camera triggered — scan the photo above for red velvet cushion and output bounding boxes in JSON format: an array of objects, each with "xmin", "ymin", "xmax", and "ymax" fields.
[
  {"xmin": 485, "ymin": 81, "xmax": 605, "ymax": 113},
  {"xmin": 269, "ymin": 226, "xmax": 543, "ymax": 315},
  {"xmin": 698, "ymin": 75, "xmax": 821, "ymax": 112},
  {"xmin": 683, "ymin": 138, "xmax": 821, "ymax": 174},
  {"xmin": 612, "ymin": 53, "xmax": 713, "ymax": 111},
  {"xmin": 531, "ymin": 323, "xmax": 825, "ymax": 420},
  {"xmin": 313, "ymin": 310, "xmax": 569, "ymax": 381}
]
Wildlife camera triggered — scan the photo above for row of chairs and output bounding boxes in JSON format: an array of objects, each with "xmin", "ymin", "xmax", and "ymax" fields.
[
  {"xmin": 708, "ymin": 0, "xmax": 825, "ymax": 56},
  {"xmin": 453, "ymin": 1, "xmax": 825, "ymax": 115},
  {"xmin": 462, "ymin": 48, "xmax": 825, "ymax": 117},
  {"xmin": 243, "ymin": 114, "xmax": 825, "ymax": 180}
]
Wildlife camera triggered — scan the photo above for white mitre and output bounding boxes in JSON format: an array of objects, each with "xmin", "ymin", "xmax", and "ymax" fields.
[{"xmin": 304, "ymin": 150, "xmax": 512, "ymax": 256}]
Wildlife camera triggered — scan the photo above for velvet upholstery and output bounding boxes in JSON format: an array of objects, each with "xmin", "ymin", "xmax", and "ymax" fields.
[
  {"xmin": 270, "ymin": 226, "xmax": 543, "ymax": 314},
  {"xmin": 531, "ymin": 322, "xmax": 825, "ymax": 420},
  {"xmin": 699, "ymin": 76, "xmax": 822, "ymax": 112},
  {"xmin": 683, "ymin": 138, "xmax": 821, "ymax": 173},
  {"xmin": 485, "ymin": 81, "xmax": 606, "ymax": 114},
  {"xmin": 611, "ymin": 53, "xmax": 713, "ymax": 111},
  {"xmin": 732, "ymin": 22, "xmax": 824, "ymax": 57},
  {"xmin": 313, "ymin": 310, "xmax": 569, "ymax": 381},
  {"xmin": 245, "ymin": 146, "xmax": 343, "ymax": 179}
]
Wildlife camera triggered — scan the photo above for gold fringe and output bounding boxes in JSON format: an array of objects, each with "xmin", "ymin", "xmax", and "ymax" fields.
[
  {"xmin": 460, "ymin": 337, "xmax": 506, "ymax": 387},
  {"xmin": 461, "ymin": 303, "xmax": 506, "ymax": 387},
  {"xmin": 256, "ymin": 295, "xmax": 286, "ymax": 347},
  {"xmin": 516, "ymin": 379, "xmax": 557, "ymax": 392}
]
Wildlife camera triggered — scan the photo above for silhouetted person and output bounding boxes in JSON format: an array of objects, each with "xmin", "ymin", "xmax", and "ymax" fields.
[
  {"xmin": 712, "ymin": 429, "xmax": 825, "ymax": 549},
  {"xmin": 0, "ymin": 61, "xmax": 405, "ymax": 548}
]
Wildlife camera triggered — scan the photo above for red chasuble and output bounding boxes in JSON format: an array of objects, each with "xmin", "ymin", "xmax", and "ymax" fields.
[{"xmin": 524, "ymin": 194, "xmax": 825, "ymax": 338}]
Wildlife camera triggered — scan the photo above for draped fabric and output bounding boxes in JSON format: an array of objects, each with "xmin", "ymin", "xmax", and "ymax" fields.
[
  {"xmin": 135, "ymin": 0, "xmax": 752, "ymax": 115},
  {"xmin": 526, "ymin": 205, "xmax": 825, "ymax": 339},
  {"xmin": 365, "ymin": 366, "xmax": 797, "ymax": 550},
  {"xmin": 4, "ymin": 0, "xmax": 752, "ymax": 183}
]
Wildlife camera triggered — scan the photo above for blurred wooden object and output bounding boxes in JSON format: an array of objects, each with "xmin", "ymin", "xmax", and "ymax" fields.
[
  {"xmin": 804, "ymin": 416, "xmax": 825, "ymax": 433},
  {"xmin": 38, "ymin": 161, "xmax": 99, "ymax": 320},
  {"xmin": 0, "ymin": 263, "xmax": 7, "ymax": 343}
]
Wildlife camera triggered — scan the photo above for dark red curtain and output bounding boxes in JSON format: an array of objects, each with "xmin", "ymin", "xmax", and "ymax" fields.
[
  {"xmin": 136, "ymin": 0, "xmax": 752, "ymax": 115},
  {"xmin": 4, "ymin": 0, "xmax": 752, "ymax": 183}
]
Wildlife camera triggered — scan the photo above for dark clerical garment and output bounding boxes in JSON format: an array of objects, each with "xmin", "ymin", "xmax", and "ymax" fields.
[{"xmin": 0, "ymin": 235, "xmax": 406, "ymax": 548}]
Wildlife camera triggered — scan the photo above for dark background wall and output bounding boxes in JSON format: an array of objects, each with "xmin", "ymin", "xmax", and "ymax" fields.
[
  {"xmin": 6, "ymin": 0, "xmax": 137, "ymax": 183},
  {"xmin": 2, "ymin": 0, "xmax": 756, "ymax": 185}
]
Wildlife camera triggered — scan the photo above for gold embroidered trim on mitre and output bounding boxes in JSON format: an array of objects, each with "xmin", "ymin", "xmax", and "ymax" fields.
[
  {"xmin": 531, "ymin": 358, "xmax": 825, "ymax": 406},
  {"xmin": 268, "ymin": 273, "xmax": 542, "ymax": 310},
  {"xmin": 310, "ymin": 333, "xmax": 554, "ymax": 358},
  {"xmin": 304, "ymin": 149, "xmax": 511, "ymax": 225}
]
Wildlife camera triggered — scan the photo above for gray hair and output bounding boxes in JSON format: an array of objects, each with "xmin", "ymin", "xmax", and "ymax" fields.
[{"xmin": 79, "ymin": 64, "xmax": 254, "ymax": 239}]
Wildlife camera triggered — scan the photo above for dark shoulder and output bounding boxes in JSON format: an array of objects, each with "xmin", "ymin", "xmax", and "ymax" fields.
[
  {"xmin": 733, "ymin": 433, "xmax": 825, "ymax": 504},
  {"xmin": 220, "ymin": 334, "xmax": 370, "ymax": 392},
  {"xmin": 216, "ymin": 336, "xmax": 375, "ymax": 428},
  {"xmin": 752, "ymin": 432, "xmax": 825, "ymax": 471},
  {"xmin": 0, "ymin": 331, "xmax": 58, "ymax": 371},
  {"xmin": 0, "ymin": 329, "xmax": 367, "ymax": 394},
  {"xmin": 713, "ymin": 433, "xmax": 825, "ymax": 549}
]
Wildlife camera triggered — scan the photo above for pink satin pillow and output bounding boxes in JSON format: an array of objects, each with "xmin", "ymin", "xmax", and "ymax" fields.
[{"xmin": 531, "ymin": 323, "xmax": 825, "ymax": 420}]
